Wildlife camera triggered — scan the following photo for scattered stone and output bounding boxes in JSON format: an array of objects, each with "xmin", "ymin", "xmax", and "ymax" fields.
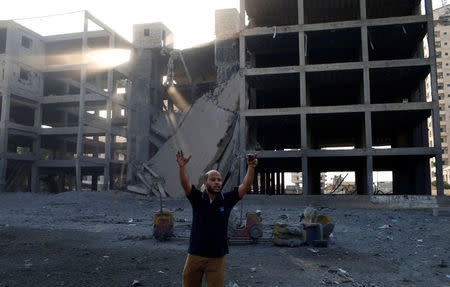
[
  {"xmin": 328, "ymin": 268, "xmax": 338, "ymax": 273},
  {"xmin": 132, "ymin": 279, "xmax": 141, "ymax": 286},
  {"xmin": 378, "ymin": 224, "xmax": 391, "ymax": 229},
  {"xmin": 308, "ymin": 248, "xmax": 319, "ymax": 254},
  {"xmin": 250, "ymin": 267, "xmax": 256, "ymax": 272}
]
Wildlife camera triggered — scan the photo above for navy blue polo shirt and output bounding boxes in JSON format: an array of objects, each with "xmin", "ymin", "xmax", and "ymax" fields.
[{"xmin": 187, "ymin": 185, "xmax": 240, "ymax": 258}]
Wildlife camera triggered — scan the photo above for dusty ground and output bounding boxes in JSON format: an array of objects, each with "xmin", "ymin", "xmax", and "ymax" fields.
[{"xmin": 0, "ymin": 191, "xmax": 449, "ymax": 287}]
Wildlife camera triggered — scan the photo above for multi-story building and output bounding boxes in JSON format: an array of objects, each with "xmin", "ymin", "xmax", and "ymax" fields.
[
  {"xmin": 434, "ymin": 5, "xmax": 450, "ymax": 183},
  {"xmin": 239, "ymin": 0, "xmax": 444, "ymax": 195},
  {"xmin": 0, "ymin": 11, "xmax": 172, "ymax": 193}
]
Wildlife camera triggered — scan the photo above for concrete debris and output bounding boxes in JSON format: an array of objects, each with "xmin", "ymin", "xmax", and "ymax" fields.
[
  {"xmin": 127, "ymin": 184, "xmax": 149, "ymax": 195},
  {"xmin": 145, "ymin": 73, "xmax": 240, "ymax": 197},
  {"xmin": 135, "ymin": 164, "xmax": 167, "ymax": 197},
  {"xmin": 131, "ymin": 279, "xmax": 141, "ymax": 286},
  {"xmin": 378, "ymin": 224, "xmax": 391, "ymax": 229},
  {"xmin": 273, "ymin": 221, "xmax": 305, "ymax": 247}
]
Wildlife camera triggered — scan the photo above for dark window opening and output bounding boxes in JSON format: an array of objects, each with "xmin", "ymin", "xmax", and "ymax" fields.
[
  {"xmin": 0, "ymin": 29, "xmax": 6, "ymax": 54},
  {"xmin": 368, "ymin": 23, "xmax": 427, "ymax": 61},
  {"xmin": 21, "ymin": 36, "xmax": 32, "ymax": 49},
  {"xmin": 144, "ymin": 29, "xmax": 150, "ymax": 36},
  {"xmin": 19, "ymin": 68, "xmax": 31, "ymax": 81},
  {"xmin": 366, "ymin": 0, "xmax": 423, "ymax": 19},
  {"xmin": 306, "ymin": 28, "xmax": 362, "ymax": 65}
]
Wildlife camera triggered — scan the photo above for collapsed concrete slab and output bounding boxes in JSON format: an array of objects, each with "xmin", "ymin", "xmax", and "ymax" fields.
[{"xmin": 143, "ymin": 73, "xmax": 240, "ymax": 197}]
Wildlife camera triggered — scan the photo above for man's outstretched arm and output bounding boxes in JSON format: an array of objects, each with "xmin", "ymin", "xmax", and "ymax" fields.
[
  {"xmin": 238, "ymin": 154, "xmax": 258, "ymax": 199},
  {"xmin": 176, "ymin": 151, "xmax": 192, "ymax": 196}
]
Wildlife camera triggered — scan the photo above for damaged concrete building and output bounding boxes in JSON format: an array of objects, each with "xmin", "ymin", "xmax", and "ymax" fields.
[
  {"xmin": 0, "ymin": 12, "xmax": 134, "ymax": 193},
  {"xmin": 239, "ymin": 0, "xmax": 444, "ymax": 196},
  {"xmin": 0, "ymin": 0, "xmax": 446, "ymax": 197}
]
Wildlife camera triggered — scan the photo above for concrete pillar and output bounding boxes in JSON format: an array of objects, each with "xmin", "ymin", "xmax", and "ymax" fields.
[
  {"xmin": 239, "ymin": 0, "xmax": 247, "ymax": 185},
  {"xmin": 265, "ymin": 172, "xmax": 271, "ymax": 195},
  {"xmin": 366, "ymin": 155, "xmax": 374, "ymax": 195},
  {"xmin": 76, "ymin": 13, "xmax": 89, "ymax": 191},
  {"xmin": 260, "ymin": 172, "xmax": 266, "ymax": 194},
  {"xmin": 126, "ymin": 78, "xmax": 134, "ymax": 184},
  {"xmin": 103, "ymin": 33, "xmax": 115, "ymax": 191},
  {"xmin": 356, "ymin": 165, "xmax": 367, "ymax": 195},
  {"xmin": 301, "ymin": 156, "xmax": 309, "ymax": 195},
  {"xmin": 0, "ymin": 91, "xmax": 10, "ymax": 192},
  {"xmin": 57, "ymin": 172, "xmax": 64, "ymax": 193},
  {"xmin": 276, "ymin": 172, "xmax": 281, "ymax": 195},
  {"xmin": 31, "ymin": 100, "xmax": 42, "ymax": 193},
  {"xmin": 270, "ymin": 172, "xmax": 275, "ymax": 195},
  {"xmin": 91, "ymin": 175, "xmax": 98, "ymax": 191},
  {"xmin": 252, "ymin": 172, "xmax": 258, "ymax": 194},
  {"xmin": 309, "ymin": 167, "xmax": 321, "ymax": 195}
]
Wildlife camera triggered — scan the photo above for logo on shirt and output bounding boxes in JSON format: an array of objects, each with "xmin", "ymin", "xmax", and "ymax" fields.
[{"xmin": 219, "ymin": 206, "xmax": 224, "ymax": 212}]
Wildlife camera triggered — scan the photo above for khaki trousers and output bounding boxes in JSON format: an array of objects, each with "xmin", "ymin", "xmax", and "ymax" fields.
[{"xmin": 182, "ymin": 253, "xmax": 226, "ymax": 287}]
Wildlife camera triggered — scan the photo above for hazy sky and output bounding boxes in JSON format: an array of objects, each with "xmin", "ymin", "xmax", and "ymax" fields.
[
  {"xmin": 0, "ymin": 0, "xmax": 240, "ymax": 49},
  {"xmin": 0, "ymin": 0, "xmax": 445, "ymax": 49}
]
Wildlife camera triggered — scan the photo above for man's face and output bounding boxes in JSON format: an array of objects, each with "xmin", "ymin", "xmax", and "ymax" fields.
[{"xmin": 205, "ymin": 172, "xmax": 222, "ymax": 194}]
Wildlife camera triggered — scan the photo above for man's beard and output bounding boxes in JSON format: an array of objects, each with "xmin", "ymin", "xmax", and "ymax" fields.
[{"xmin": 206, "ymin": 185, "xmax": 220, "ymax": 194}]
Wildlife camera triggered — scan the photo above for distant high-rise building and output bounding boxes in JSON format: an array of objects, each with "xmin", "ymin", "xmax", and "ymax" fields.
[{"xmin": 433, "ymin": 5, "xmax": 450, "ymax": 182}]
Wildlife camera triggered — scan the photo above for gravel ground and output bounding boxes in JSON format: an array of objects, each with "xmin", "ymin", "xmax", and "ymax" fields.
[{"xmin": 0, "ymin": 190, "xmax": 449, "ymax": 287}]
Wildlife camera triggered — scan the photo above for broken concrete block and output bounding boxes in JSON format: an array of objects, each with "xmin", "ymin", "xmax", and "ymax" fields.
[
  {"xmin": 146, "ymin": 74, "xmax": 240, "ymax": 197},
  {"xmin": 127, "ymin": 184, "xmax": 149, "ymax": 195}
]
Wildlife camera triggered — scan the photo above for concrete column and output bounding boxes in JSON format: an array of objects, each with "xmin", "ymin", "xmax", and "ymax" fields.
[
  {"xmin": 252, "ymin": 172, "xmax": 258, "ymax": 194},
  {"xmin": 57, "ymin": 172, "xmax": 64, "ymax": 193},
  {"xmin": 260, "ymin": 172, "xmax": 266, "ymax": 194},
  {"xmin": 76, "ymin": 13, "xmax": 89, "ymax": 191},
  {"xmin": 31, "ymin": 102, "xmax": 42, "ymax": 193},
  {"xmin": 297, "ymin": 0, "xmax": 304, "ymax": 25},
  {"xmin": 276, "ymin": 172, "xmax": 281, "ymax": 195},
  {"xmin": 239, "ymin": 0, "xmax": 247, "ymax": 184},
  {"xmin": 91, "ymin": 175, "xmax": 98, "ymax": 191},
  {"xmin": 301, "ymin": 112, "xmax": 309, "ymax": 195},
  {"xmin": 366, "ymin": 155, "xmax": 374, "ymax": 195},
  {"xmin": 270, "ymin": 172, "xmax": 275, "ymax": 195},
  {"xmin": 0, "ymin": 91, "xmax": 10, "ymax": 192},
  {"xmin": 308, "ymin": 166, "xmax": 321, "ymax": 195},
  {"xmin": 356, "ymin": 162, "xmax": 368, "ymax": 195},
  {"xmin": 126, "ymin": 81, "xmax": 134, "ymax": 183},
  {"xmin": 103, "ymin": 33, "xmax": 115, "ymax": 191},
  {"xmin": 265, "ymin": 172, "xmax": 271, "ymax": 195}
]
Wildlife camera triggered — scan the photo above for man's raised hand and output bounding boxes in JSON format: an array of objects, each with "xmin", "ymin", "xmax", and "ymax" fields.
[{"xmin": 176, "ymin": 150, "xmax": 192, "ymax": 167}]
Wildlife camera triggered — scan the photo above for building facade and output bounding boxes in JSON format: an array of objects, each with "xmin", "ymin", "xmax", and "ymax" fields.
[
  {"xmin": 0, "ymin": 12, "xmax": 160, "ymax": 193},
  {"xmin": 238, "ymin": 0, "xmax": 444, "ymax": 195}
]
